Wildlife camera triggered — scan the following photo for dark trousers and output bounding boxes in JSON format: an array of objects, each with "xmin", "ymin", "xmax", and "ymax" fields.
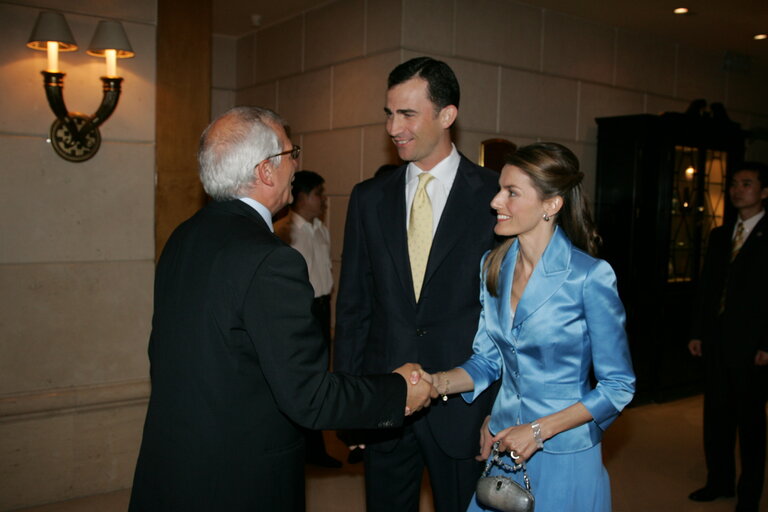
[
  {"xmin": 363, "ymin": 418, "xmax": 482, "ymax": 512},
  {"xmin": 703, "ymin": 326, "xmax": 767, "ymax": 508}
]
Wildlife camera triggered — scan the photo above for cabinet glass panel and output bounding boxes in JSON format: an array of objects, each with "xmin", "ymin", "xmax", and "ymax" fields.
[
  {"xmin": 667, "ymin": 146, "xmax": 726, "ymax": 283},
  {"xmin": 703, "ymin": 149, "xmax": 726, "ymax": 234}
]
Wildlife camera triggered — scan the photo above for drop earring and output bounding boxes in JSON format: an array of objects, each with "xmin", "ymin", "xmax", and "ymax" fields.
[{"xmin": 543, "ymin": 213, "xmax": 550, "ymax": 222}]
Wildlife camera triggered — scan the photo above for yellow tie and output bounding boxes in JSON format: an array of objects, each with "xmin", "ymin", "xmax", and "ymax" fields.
[
  {"xmin": 731, "ymin": 221, "xmax": 745, "ymax": 261},
  {"xmin": 408, "ymin": 173, "xmax": 435, "ymax": 301}
]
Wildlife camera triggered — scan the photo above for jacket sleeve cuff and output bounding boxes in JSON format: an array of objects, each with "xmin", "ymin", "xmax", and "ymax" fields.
[
  {"xmin": 458, "ymin": 356, "xmax": 497, "ymax": 404},
  {"xmin": 581, "ymin": 389, "xmax": 621, "ymax": 431}
]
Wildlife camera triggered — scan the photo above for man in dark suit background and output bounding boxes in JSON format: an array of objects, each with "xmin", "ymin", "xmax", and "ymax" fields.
[
  {"xmin": 128, "ymin": 106, "xmax": 432, "ymax": 512},
  {"xmin": 333, "ymin": 57, "xmax": 499, "ymax": 512},
  {"xmin": 688, "ymin": 162, "xmax": 768, "ymax": 512}
]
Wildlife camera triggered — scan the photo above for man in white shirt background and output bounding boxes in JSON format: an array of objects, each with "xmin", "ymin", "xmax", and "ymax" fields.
[{"xmin": 275, "ymin": 170, "xmax": 341, "ymax": 468}]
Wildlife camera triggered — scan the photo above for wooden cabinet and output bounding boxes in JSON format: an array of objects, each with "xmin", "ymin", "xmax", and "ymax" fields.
[{"xmin": 595, "ymin": 113, "xmax": 745, "ymax": 403}]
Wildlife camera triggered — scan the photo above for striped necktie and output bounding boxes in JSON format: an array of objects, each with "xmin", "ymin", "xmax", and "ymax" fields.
[{"xmin": 730, "ymin": 221, "xmax": 745, "ymax": 261}]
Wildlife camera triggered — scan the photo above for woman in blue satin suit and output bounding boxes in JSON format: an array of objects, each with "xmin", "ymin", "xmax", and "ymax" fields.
[{"xmin": 428, "ymin": 143, "xmax": 635, "ymax": 511}]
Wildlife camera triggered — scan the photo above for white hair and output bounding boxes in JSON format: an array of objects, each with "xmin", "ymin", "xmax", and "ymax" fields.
[{"xmin": 198, "ymin": 106, "xmax": 286, "ymax": 201}]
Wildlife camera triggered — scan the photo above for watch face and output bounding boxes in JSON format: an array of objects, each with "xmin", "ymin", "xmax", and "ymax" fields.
[{"xmin": 49, "ymin": 114, "xmax": 101, "ymax": 163}]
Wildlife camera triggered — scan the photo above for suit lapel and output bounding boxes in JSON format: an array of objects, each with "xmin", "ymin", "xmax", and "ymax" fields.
[
  {"xmin": 498, "ymin": 241, "xmax": 518, "ymax": 334},
  {"xmin": 377, "ymin": 167, "xmax": 416, "ymax": 306},
  {"xmin": 422, "ymin": 157, "xmax": 487, "ymax": 292},
  {"xmin": 513, "ymin": 227, "xmax": 572, "ymax": 328}
]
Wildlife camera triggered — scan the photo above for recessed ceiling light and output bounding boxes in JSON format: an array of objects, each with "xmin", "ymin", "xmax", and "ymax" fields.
[
  {"xmin": 674, "ymin": 7, "xmax": 689, "ymax": 14},
  {"xmin": 755, "ymin": 34, "xmax": 768, "ymax": 40}
]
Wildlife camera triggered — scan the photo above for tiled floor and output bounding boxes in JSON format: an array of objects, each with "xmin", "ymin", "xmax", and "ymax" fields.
[{"xmin": 12, "ymin": 395, "xmax": 767, "ymax": 511}]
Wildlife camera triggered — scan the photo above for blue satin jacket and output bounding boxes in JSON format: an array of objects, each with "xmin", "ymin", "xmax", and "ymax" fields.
[{"xmin": 460, "ymin": 227, "xmax": 635, "ymax": 454}]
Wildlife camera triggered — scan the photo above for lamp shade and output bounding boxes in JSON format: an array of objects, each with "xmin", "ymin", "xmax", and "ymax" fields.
[
  {"xmin": 27, "ymin": 11, "xmax": 78, "ymax": 51},
  {"xmin": 87, "ymin": 20, "xmax": 134, "ymax": 58}
]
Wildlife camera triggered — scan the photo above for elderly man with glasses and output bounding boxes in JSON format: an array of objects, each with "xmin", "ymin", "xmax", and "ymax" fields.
[{"xmin": 128, "ymin": 106, "xmax": 433, "ymax": 512}]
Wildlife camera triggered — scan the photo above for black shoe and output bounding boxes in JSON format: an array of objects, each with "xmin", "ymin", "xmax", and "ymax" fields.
[
  {"xmin": 688, "ymin": 486, "xmax": 735, "ymax": 502},
  {"xmin": 347, "ymin": 447, "xmax": 364, "ymax": 464},
  {"xmin": 306, "ymin": 453, "xmax": 343, "ymax": 468}
]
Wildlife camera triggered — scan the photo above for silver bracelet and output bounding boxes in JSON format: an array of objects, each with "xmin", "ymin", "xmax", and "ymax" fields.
[{"xmin": 531, "ymin": 422, "xmax": 544, "ymax": 449}]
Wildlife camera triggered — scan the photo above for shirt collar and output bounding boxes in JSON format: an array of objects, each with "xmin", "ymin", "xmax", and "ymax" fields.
[
  {"xmin": 291, "ymin": 211, "xmax": 320, "ymax": 230},
  {"xmin": 739, "ymin": 209, "xmax": 764, "ymax": 234},
  {"xmin": 406, "ymin": 144, "xmax": 460, "ymax": 186},
  {"xmin": 238, "ymin": 197, "xmax": 273, "ymax": 232}
]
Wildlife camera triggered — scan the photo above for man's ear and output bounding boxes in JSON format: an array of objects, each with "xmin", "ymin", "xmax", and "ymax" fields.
[
  {"xmin": 439, "ymin": 105, "xmax": 458, "ymax": 129},
  {"xmin": 256, "ymin": 159, "xmax": 274, "ymax": 187}
]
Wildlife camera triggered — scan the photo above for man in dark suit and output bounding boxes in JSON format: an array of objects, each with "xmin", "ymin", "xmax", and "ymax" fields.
[
  {"xmin": 334, "ymin": 57, "xmax": 499, "ymax": 512},
  {"xmin": 128, "ymin": 106, "xmax": 432, "ymax": 512},
  {"xmin": 688, "ymin": 162, "xmax": 768, "ymax": 512}
]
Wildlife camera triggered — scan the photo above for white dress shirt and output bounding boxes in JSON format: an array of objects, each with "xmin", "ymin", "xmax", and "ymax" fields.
[
  {"xmin": 275, "ymin": 211, "xmax": 333, "ymax": 298},
  {"xmin": 404, "ymin": 144, "xmax": 460, "ymax": 235}
]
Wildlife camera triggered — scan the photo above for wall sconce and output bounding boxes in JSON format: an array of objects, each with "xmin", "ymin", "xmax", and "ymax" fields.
[{"xmin": 27, "ymin": 11, "xmax": 135, "ymax": 162}]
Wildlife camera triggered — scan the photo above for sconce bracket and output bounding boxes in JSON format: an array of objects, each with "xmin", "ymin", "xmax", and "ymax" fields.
[
  {"xmin": 41, "ymin": 71, "xmax": 122, "ymax": 163},
  {"xmin": 49, "ymin": 113, "xmax": 101, "ymax": 162}
]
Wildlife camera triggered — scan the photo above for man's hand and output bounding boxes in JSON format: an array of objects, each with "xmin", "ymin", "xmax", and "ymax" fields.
[
  {"xmin": 688, "ymin": 339, "xmax": 703, "ymax": 357},
  {"xmin": 755, "ymin": 350, "xmax": 768, "ymax": 366},
  {"xmin": 393, "ymin": 363, "xmax": 434, "ymax": 416}
]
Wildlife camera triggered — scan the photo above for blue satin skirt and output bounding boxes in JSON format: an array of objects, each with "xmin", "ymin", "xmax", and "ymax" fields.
[{"xmin": 466, "ymin": 443, "xmax": 611, "ymax": 512}]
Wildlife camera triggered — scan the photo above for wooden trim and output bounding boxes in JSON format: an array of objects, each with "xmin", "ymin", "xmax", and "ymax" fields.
[{"xmin": 155, "ymin": 0, "xmax": 212, "ymax": 260}]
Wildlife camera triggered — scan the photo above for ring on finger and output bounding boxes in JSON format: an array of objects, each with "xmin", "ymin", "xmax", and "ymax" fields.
[{"xmin": 510, "ymin": 450, "xmax": 520, "ymax": 460}]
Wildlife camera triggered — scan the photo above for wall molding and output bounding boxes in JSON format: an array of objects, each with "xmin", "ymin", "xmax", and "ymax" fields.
[{"xmin": 0, "ymin": 379, "xmax": 149, "ymax": 423}]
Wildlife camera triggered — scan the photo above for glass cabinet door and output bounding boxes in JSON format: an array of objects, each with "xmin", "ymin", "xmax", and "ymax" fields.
[{"xmin": 668, "ymin": 146, "xmax": 727, "ymax": 283}]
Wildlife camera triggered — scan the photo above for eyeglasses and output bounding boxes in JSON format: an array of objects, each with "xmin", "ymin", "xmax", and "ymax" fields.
[{"xmin": 266, "ymin": 145, "xmax": 301, "ymax": 161}]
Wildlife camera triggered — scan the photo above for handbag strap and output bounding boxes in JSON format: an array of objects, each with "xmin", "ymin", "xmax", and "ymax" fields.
[{"xmin": 482, "ymin": 441, "xmax": 532, "ymax": 491}]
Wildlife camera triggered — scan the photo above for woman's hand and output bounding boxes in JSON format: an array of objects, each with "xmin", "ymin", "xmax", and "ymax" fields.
[
  {"xmin": 423, "ymin": 370, "xmax": 441, "ymax": 400},
  {"xmin": 491, "ymin": 423, "xmax": 539, "ymax": 462},
  {"xmin": 476, "ymin": 415, "xmax": 494, "ymax": 461}
]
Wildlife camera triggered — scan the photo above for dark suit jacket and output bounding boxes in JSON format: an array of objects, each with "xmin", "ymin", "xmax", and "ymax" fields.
[
  {"xmin": 334, "ymin": 155, "xmax": 498, "ymax": 459},
  {"xmin": 692, "ymin": 214, "xmax": 768, "ymax": 366},
  {"xmin": 129, "ymin": 200, "xmax": 406, "ymax": 512}
]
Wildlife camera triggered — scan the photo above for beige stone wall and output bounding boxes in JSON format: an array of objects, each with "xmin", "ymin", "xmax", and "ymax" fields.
[
  {"xmin": 0, "ymin": 1, "xmax": 155, "ymax": 509},
  {"xmin": 216, "ymin": 0, "xmax": 768, "ymax": 321}
]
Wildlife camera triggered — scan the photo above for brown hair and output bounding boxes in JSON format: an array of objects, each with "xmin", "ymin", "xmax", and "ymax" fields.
[{"xmin": 483, "ymin": 142, "xmax": 600, "ymax": 296}]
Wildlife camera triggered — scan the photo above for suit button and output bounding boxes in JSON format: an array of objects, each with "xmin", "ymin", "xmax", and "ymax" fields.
[{"xmin": 416, "ymin": 329, "xmax": 427, "ymax": 336}]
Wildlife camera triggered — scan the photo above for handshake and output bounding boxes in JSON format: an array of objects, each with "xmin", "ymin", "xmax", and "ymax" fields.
[{"xmin": 393, "ymin": 363, "xmax": 441, "ymax": 416}]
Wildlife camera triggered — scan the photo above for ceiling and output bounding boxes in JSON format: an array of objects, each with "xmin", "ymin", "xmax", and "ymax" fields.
[{"xmin": 212, "ymin": 0, "xmax": 768, "ymax": 65}]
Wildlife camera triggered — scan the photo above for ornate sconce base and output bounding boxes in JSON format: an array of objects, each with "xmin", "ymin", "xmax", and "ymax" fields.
[{"xmin": 50, "ymin": 114, "xmax": 101, "ymax": 162}]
